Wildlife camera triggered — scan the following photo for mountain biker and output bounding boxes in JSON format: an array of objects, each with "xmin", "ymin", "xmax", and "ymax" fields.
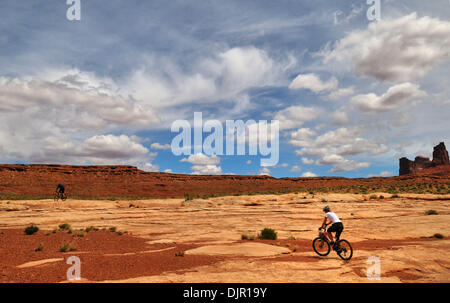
[
  {"xmin": 320, "ymin": 205, "xmax": 343, "ymax": 249},
  {"xmin": 56, "ymin": 183, "xmax": 65, "ymax": 196}
]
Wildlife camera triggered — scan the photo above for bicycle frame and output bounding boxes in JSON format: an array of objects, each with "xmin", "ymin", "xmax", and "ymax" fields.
[
  {"xmin": 319, "ymin": 225, "xmax": 333, "ymax": 243},
  {"xmin": 55, "ymin": 191, "xmax": 67, "ymax": 201},
  {"xmin": 314, "ymin": 224, "xmax": 353, "ymax": 260},
  {"xmin": 323, "ymin": 231, "xmax": 332, "ymax": 242}
]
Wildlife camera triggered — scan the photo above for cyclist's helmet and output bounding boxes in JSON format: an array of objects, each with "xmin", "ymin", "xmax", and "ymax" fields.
[{"xmin": 323, "ymin": 205, "xmax": 330, "ymax": 212}]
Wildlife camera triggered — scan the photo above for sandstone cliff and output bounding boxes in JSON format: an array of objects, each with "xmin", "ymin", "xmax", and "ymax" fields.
[
  {"xmin": 432, "ymin": 142, "xmax": 450, "ymax": 165},
  {"xmin": 399, "ymin": 142, "xmax": 450, "ymax": 176},
  {"xmin": 0, "ymin": 164, "xmax": 448, "ymax": 199}
]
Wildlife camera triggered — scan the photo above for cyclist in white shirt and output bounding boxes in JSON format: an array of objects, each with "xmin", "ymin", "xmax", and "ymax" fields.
[{"xmin": 320, "ymin": 205, "xmax": 344, "ymax": 249}]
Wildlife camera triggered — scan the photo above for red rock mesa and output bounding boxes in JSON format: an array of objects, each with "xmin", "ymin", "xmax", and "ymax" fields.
[{"xmin": 399, "ymin": 142, "xmax": 450, "ymax": 176}]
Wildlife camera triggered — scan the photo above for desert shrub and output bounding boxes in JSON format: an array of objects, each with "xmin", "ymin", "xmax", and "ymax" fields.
[
  {"xmin": 369, "ymin": 194, "xmax": 378, "ymax": 200},
  {"xmin": 379, "ymin": 195, "xmax": 385, "ymax": 199},
  {"xmin": 241, "ymin": 234, "xmax": 256, "ymax": 241},
  {"xmin": 58, "ymin": 223, "xmax": 71, "ymax": 230},
  {"xmin": 184, "ymin": 193, "xmax": 193, "ymax": 201},
  {"xmin": 35, "ymin": 243, "xmax": 44, "ymax": 252},
  {"xmin": 72, "ymin": 230, "xmax": 85, "ymax": 237},
  {"xmin": 175, "ymin": 251, "xmax": 184, "ymax": 257},
  {"xmin": 59, "ymin": 243, "xmax": 70, "ymax": 252},
  {"xmin": 433, "ymin": 233, "xmax": 444, "ymax": 239},
  {"xmin": 391, "ymin": 194, "xmax": 399, "ymax": 198},
  {"xmin": 425, "ymin": 210, "xmax": 438, "ymax": 215},
  {"xmin": 24, "ymin": 224, "xmax": 39, "ymax": 235},
  {"xmin": 258, "ymin": 228, "xmax": 277, "ymax": 240},
  {"xmin": 109, "ymin": 227, "xmax": 117, "ymax": 232},
  {"xmin": 60, "ymin": 243, "xmax": 77, "ymax": 252},
  {"xmin": 321, "ymin": 199, "xmax": 327, "ymax": 202},
  {"xmin": 85, "ymin": 226, "xmax": 98, "ymax": 232}
]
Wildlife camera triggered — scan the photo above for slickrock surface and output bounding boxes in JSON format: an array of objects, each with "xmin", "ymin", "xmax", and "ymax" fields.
[{"xmin": 0, "ymin": 192, "xmax": 449, "ymax": 283}]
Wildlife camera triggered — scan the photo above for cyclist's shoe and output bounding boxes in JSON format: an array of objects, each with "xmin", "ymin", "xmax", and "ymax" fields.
[{"xmin": 334, "ymin": 242, "xmax": 342, "ymax": 251}]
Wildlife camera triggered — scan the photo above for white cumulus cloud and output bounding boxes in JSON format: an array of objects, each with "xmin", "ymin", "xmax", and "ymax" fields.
[
  {"xmin": 290, "ymin": 165, "xmax": 302, "ymax": 172},
  {"xmin": 274, "ymin": 106, "xmax": 322, "ymax": 130},
  {"xmin": 289, "ymin": 73, "xmax": 338, "ymax": 93},
  {"xmin": 301, "ymin": 171, "xmax": 317, "ymax": 177},
  {"xmin": 321, "ymin": 13, "xmax": 450, "ymax": 82},
  {"xmin": 351, "ymin": 82, "xmax": 426, "ymax": 113},
  {"xmin": 290, "ymin": 127, "xmax": 386, "ymax": 172},
  {"xmin": 181, "ymin": 153, "xmax": 222, "ymax": 175}
]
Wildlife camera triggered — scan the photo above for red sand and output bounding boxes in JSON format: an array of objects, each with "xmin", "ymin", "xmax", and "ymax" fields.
[{"xmin": 0, "ymin": 229, "xmax": 224, "ymax": 283}]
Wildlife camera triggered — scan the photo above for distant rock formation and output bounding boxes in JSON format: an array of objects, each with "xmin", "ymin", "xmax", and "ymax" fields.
[
  {"xmin": 432, "ymin": 142, "xmax": 450, "ymax": 165},
  {"xmin": 399, "ymin": 142, "xmax": 450, "ymax": 175}
]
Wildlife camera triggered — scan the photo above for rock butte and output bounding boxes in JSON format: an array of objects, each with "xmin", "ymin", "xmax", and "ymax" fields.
[{"xmin": 399, "ymin": 142, "xmax": 450, "ymax": 176}]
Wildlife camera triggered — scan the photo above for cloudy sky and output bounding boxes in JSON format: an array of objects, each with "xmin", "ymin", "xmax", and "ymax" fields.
[{"xmin": 0, "ymin": 0, "xmax": 449, "ymax": 177}]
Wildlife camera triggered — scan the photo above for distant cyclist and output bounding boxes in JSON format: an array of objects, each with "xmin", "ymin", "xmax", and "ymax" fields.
[
  {"xmin": 56, "ymin": 183, "xmax": 65, "ymax": 196},
  {"xmin": 320, "ymin": 205, "xmax": 343, "ymax": 249}
]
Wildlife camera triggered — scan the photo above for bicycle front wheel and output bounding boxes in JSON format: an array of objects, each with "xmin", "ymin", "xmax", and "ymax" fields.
[
  {"xmin": 312, "ymin": 237, "xmax": 330, "ymax": 256},
  {"xmin": 336, "ymin": 239, "xmax": 353, "ymax": 261},
  {"xmin": 54, "ymin": 194, "xmax": 59, "ymax": 202}
]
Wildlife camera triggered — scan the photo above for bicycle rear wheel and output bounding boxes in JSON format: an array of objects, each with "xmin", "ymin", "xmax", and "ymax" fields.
[
  {"xmin": 312, "ymin": 237, "xmax": 331, "ymax": 256},
  {"xmin": 336, "ymin": 239, "xmax": 353, "ymax": 260},
  {"xmin": 61, "ymin": 193, "xmax": 67, "ymax": 201}
]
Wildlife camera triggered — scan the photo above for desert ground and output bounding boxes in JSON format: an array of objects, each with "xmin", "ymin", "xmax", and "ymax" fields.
[{"xmin": 0, "ymin": 192, "xmax": 449, "ymax": 283}]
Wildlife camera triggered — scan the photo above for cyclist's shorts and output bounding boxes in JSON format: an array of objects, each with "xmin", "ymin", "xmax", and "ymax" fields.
[{"xmin": 328, "ymin": 222, "xmax": 343, "ymax": 239}]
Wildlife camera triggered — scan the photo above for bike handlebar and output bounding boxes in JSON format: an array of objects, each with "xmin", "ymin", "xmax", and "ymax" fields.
[{"xmin": 319, "ymin": 223, "xmax": 329, "ymax": 230}]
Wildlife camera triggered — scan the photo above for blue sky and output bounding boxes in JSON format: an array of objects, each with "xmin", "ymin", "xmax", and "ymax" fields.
[{"xmin": 0, "ymin": 0, "xmax": 449, "ymax": 177}]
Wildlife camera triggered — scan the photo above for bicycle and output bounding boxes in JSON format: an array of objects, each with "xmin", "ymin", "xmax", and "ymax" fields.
[
  {"xmin": 312, "ymin": 224, "xmax": 353, "ymax": 261},
  {"xmin": 54, "ymin": 191, "xmax": 67, "ymax": 202}
]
